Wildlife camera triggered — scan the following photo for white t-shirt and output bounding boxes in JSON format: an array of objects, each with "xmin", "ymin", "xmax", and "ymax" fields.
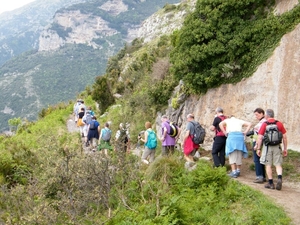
[{"xmin": 224, "ymin": 117, "xmax": 246, "ymax": 132}]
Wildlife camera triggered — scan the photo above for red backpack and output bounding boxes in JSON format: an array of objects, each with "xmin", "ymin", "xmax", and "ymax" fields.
[{"xmin": 216, "ymin": 115, "xmax": 227, "ymax": 136}]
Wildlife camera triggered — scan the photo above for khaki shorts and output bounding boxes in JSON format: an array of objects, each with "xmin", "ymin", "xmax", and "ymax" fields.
[
  {"xmin": 261, "ymin": 145, "xmax": 282, "ymax": 166},
  {"xmin": 228, "ymin": 150, "xmax": 243, "ymax": 165}
]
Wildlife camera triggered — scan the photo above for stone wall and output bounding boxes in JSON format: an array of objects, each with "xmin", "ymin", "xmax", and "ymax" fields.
[
  {"xmin": 171, "ymin": 23, "xmax": 300, "ymax": 151},
  {"xmin": 158, "ymin": 1, "xmax": 300, "ymax": 151}
]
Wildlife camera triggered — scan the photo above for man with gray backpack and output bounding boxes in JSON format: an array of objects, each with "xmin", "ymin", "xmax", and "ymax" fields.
[{"xmin": 255, "ymin": 109, "xmax": 288, "ymax": 190}]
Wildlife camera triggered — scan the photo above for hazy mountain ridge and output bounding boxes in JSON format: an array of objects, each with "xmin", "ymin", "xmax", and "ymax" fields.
[
  {"xmin": 0, "ymin": 0, "xmax": 90, "ymax": 67},
  {"xmin": 0, "ymin": 0, "xmax": 181, "ymax": 132}
]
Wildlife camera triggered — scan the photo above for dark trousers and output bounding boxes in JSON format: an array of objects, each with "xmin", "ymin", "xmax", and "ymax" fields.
[
  {"xmin": 212, "ymin": 136, "xmax": 226, "ymax": 167},
  {"xmin": 252, "ymin": 141, "xmax": 266, "ymax": 178}
]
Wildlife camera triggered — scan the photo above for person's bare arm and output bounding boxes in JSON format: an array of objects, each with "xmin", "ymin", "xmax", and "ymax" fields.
[
  {"xmin": 282, "ymin": 133, "xmax": 288, "ymax": 156},
  {"xmin": 243, "ymin": 121, "xmax": 252, "ymax": 135},
  {"xmin": 210, "ymin": 125, "xmax": 216, "ymax": 131},
  {"xmin": 161, "ymin": 127, "xmax": 167, "ymax": 141},
  {"xmin": 255, "ymin": 134, "xmax": 263, "ymax": 156},
  {"xmin": 219, "ymin": 121, "xmax": 226, "ymax": 136}
]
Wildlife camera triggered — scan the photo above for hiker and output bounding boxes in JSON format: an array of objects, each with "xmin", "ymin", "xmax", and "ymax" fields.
[
  {"xmin": 160, "ymin": 115, "xmax": 181, "ymax": 156},
  {"xmin": 139, "ymin": 121, "xmax": 157, "ymax": 164},
  {"xmin": 115, "ymin": 123, "xmax": 130, "ymax": 153},
  {"xmin": 87, "ymin": 116, "xmax": 100, "ymax": 151},
  {"xmin": 219, "ymin": 116, "xmax": 251, "ymax": 178},
  {"xmin": 247, "ymin": 108, "xmax": 267, "ymax": 183},
  {"xmin": 74, "ymin": 99, "xmax": 82, "ymax": 123},
  {"xmin": 79, "ymin": 100, "xmax": 86, "ymax": 113},
  {"xmin": 254, "ymin": 109, "xmax": 288, "ymax": 190},
  {"xmin": 98, "ymin": 122, "xmax": 113, "ymax": 155},
  {"xmin": 82, "ymin": 110, "xmax": 93, "ymax": 146},
  {"xmin": 210, "ymin": 107, "xmax": 227, "ymax": 167},
  {"xmin": 86, "ymin": 106, "xmax": 95, "ymax": 116},
  {"xmin": 77, "ymin": 107, "xmax": 85, "ymax": 137},
  {"xmin": 182, "ymin": 113, "xmax": 200, "ymax": 162}
]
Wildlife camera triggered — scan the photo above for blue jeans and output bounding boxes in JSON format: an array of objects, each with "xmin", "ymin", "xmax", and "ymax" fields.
[{"xmin": 252, "ymin": 141, "xmax": 265, "ymax": 179}]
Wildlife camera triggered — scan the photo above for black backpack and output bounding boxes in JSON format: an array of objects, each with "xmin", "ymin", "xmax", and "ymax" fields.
[
  {"xmin": 263, "ymin": 120, "xmax": 283, "ymax": 146},
  {"xmin": 191, "ymin": 121, "xmax": 206, "ymax": 144},
  {"xmin": 167, "ymin": 121, "xmax": 178, "ymax": 137}
]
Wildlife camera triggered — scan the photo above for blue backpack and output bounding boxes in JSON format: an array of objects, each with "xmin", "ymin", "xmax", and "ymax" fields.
[{"xmin": 145, "ymin": 130, "xmax": 157, "ymax": 149}]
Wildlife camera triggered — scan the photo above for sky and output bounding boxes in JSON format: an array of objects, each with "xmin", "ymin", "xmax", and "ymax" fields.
[{"xmin": 0, "ymin": 0, "xmax": 35, "ymax": 15}]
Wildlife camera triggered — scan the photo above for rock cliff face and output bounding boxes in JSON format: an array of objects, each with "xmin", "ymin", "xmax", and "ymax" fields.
[
  {"xmin": 136, "ymin": 0, "xmax": 196, "ymax": 43},
  {"xmin": 39, "ymin": 10, "xmax": 118, "ymax": 51},
  {"xmin": 156, "ymin": 0, "xmax": 300, "ymax": 151}
]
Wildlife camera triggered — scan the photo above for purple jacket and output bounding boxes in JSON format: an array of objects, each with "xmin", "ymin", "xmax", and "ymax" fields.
[{"xmin": 161, "ymin": 121, "xmax": 176, "ymax": 146}]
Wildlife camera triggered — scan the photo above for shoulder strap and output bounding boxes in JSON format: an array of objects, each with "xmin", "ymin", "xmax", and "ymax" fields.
[{"xmin": 265, "ymin": 120, "xmax": 278, "ymax": 125}]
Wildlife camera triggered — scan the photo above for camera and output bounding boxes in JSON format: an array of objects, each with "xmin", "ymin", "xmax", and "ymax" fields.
[
  {"xmin": 138, "ymin": 131, "xmax": 144, "ymax": 140},
  {"xmin": 246, "ymin": 130, "xmax": 254, "ymax": 137}
]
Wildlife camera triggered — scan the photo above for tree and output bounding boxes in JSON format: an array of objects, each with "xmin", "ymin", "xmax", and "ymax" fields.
[{"xmin": 91, "ymin": 76, "xmax": 115, "ymax": 113}]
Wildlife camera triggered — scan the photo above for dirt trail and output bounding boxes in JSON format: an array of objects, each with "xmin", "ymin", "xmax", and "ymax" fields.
[
  {"xmin": 67, "ymin": 115, "xmax": 300, "ymax": 224},
  {"xmin": 238, "ymin": 161, "xmax": 300, "ymax": 225}
]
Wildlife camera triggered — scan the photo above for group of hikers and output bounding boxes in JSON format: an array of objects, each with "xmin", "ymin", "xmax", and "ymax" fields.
[
  {"xmin": 73, "ymin": 99, "xmax": 130, "ymax": 155},
  {"xmin": 209, "ymin": 107, "xmax": 288, "ymax": 191},
  {"xmin": 73, "ymin": 99, "xmax": 288, "ymax": 190}
]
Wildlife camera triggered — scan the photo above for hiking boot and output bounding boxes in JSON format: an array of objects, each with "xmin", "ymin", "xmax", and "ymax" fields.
[
  {"xmin": 276, "ymin": 179, "xmax": 282, "ymax": 190},
  {"xmin": 236, "ymin": 171, "xmax": 240, "ymax": 177},
  {"xmin": 228, "ymin": 171, "xmax": 238, "ymax": 178},
  {"xmin": 253, "ymin": 178, "xmax": 264, "ymax": 183},
  {"xmin": 85, "ymin": 141, "xmax": 90, "ymax": 147},
  {"xmin": 263, "ymin": 178, "xmax": 267, "ymax": 182},
  {"xmin": 264, "ymin": 183, "xmax": 275, "ymax": 189}
]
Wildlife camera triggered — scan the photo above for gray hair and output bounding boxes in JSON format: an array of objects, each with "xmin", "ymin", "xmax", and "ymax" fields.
[
  {"xmin": 216, "ymin": 107, "xmax": 223, "ymax": 113},
  {"xmin": 187, "ymin": 113, "xmax": 194, "ymax": 119},
  {"xmin": 265, "ymin": 109, "xmax": 274, "ymax": 118}
]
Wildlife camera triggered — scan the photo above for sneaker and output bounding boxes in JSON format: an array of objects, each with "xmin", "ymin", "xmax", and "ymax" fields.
[
  {"xmin": 276, "ymin": 179, "xmax": 282, "ymax": 190},
  {"xmin": 142, "ymin": 159, "xmax": 149, "ymax": 165},
  {"xmin": 253, "ymin": 178, "xmax": 264, "ymax": 183},
  {"xmin": 228, "ymin": 171, "xmax": 238, "ymax": 178},
  {"xmin": 236, "ymin": 171, "xmax": 240, "ymax": 177},
  {"xmin": 85, "ymin": 142, "xmax": 90, "ymax": 147},
  {"xmin": 264, "ymin": 183, "xmax": 275, "ymax": 189}
]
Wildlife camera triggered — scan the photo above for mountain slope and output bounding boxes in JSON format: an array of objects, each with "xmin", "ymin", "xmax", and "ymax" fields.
[
  {"xmin": 0, "ymin": 0, "xmax": 181, "ymax": 132},
  {"xmin": 0, "ymin": 0, "xmax": 89, "ymax": 67}
]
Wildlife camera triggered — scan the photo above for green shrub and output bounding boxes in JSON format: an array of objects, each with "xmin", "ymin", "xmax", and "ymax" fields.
[{"xmin": 170, "ymin": 0, "xmax": 300, "ymax": 94}]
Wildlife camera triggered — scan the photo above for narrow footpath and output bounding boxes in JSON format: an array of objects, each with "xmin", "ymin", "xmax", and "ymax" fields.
[
  {"xmin": 67, "ymin": 115, "xmax": 300, "ymax": 225},
  {"xmin": 238, "ymin": 161, "xmax": 300, "ymax": 225}
]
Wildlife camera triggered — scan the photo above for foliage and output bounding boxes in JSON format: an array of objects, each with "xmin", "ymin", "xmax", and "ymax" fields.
[
  {"xmin": 282, "ymin": 150, "xmax": 300, "ymax": 181},
  {"xmin": 170, "ymin": 0, "xmax": 300, "ymax": 94},
  {"xmin": 91, "ymin": 76, "xmax": 115, "ymax": 113},
  {"xmin": 0, "ymin": 99, "xmax": 295, "ymax": 224}
]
